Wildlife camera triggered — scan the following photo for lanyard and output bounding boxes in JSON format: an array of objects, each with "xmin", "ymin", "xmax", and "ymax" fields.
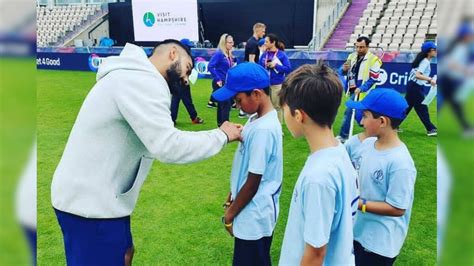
[
  {"xmin": 226, "ymin": 52, "xmax": 233, "ymax": 68},
  {"xmin": 265, "ymin": 49, "xmax": 278, "ymax": 65}
]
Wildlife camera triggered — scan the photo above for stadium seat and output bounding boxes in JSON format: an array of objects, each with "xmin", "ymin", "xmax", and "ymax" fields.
[
  {"xmin": 400, "ymin": 43, "xmax": 411, "ymax": 51},
  {"xmin": 371, "ymin": 33, "xmax": 382, "ymax": 44},
  {"xmin": 403, "ymin": 34, "xmax": 415, "ymax": 44},
  {"xmin": 382, "ymin": 34, "xmax": 392, "ymax": 43},
  {"xmin": 406, "ymin": 25, "xmax": 418, "ymax": 35},
  {"xmin": 378, "ymin": 43, "xmax": 388, "ymax": 50},
  {"xmin": 392, "ymin": 34, "xmax": 403, "ymax": 43},
  {"xmin": 388, "ymin": 43, "xmax": 399, "ymax": 51}
]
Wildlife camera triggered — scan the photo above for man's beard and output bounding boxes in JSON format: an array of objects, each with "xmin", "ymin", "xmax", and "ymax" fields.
[{"xmin": 166, "ymin": 61, "xmax": 183, "ymax": 95}]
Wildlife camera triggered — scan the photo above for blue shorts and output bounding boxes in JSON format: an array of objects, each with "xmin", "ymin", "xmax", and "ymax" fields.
[
  {"xmin": 22, "ymin": 226, "xmax": 36, "ymax": 265},
  {"xmin": 55, "ymin": 208, "xmax": 133, "ymax": 266}
]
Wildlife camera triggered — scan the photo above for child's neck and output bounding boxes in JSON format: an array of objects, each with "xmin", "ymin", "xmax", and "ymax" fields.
[
  {"xmin": 256, "ymin": 98, "xmax": 274, "ymax": 118},
  {"xmin": 357, "ymin": 131, "xmax": 369, "ymax": 142},
  {"xmin": 304, "ymin": 123, "xmax": 339, "ymax": 154},
  {"xmin": 375, "ymin": 129, "xmax": 401, "ymax": 150}
]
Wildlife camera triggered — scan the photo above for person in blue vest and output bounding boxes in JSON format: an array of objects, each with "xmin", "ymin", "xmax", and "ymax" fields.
[
  {"xmin": 208, "ymin": 33, "xmax": 236, "ymax": 126},
  {"xmin": 170, "ymin": 38, "xmax": 204, "ymax": 125}
]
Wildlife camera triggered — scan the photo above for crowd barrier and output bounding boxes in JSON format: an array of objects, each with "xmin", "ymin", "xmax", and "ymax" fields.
[{"xmin": 37, "ymin": 47, "xmax": 437, "ymax": 93}]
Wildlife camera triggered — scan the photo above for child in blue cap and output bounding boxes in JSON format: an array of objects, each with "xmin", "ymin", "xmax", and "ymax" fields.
[
  {"xmin": 404, "ymin": 41, "xmax": 438, "ymax": 136},
  {"xmin": 346, "ymin": 88, "xmax": 417, "ymax": 265},
  {"xmin": 213, "ymin": 62, "xmax": 283, "ymax": 266},
  {"xmin": 278, "ymin": 64, "xmax": 359, "ymax": 265}
]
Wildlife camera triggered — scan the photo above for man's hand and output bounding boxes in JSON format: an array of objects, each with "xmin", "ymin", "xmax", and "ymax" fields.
[
  {"xmin": 342, "ymin": 62, "xmax": 350, "ymax": 72},
  {"xmin": 220, "ymin": 121, "xmax": 243, "ymax": 142},
  {"xmin": 216, "ymin": 80, "xmax": 223, "ymax": 87},
  {"xmin": 430, "ymin": 79, "xmax": 436, "ymax": 87},
  {"xmin": 354, "ymin": 88, "xmax": 361, "ymax": 95}
]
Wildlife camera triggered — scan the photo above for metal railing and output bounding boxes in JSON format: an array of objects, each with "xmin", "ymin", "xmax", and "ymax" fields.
[
  {"xmin": 52, "ymin": 3, "xmax": 108, "ymax": 47},
  {"xmin": 309, "ymin": 0, "xmax": 350, "ymax": 51}
]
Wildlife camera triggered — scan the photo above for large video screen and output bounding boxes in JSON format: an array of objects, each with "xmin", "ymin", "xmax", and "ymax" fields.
[{"xmin": 132, "ymin": 0, "xmax": 199, "ymax": 42}]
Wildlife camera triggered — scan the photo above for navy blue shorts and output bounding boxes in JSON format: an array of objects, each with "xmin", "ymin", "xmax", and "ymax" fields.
[
  {"xmin": 233, "ymin": 235, "xmax": 273, "ymax": 266},
  {"xmin": 354, "ymin": 241, "xmax": 397, "ymax": 266},
  {"xmin": 22, "ymin": 226, "xmax": 36, "ymax": 265},
  {"xmin": 55, "ymin": 208, "xmax": 133, "ymax": 266}
]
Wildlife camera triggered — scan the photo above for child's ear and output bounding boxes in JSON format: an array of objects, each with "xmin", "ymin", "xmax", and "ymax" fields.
[
  {"xmin": 253, "ymin": 89, "xmax": 262, "ymax": 99},
  {"xmin": 380, "ymin": 116, "xmax": 389, "ymax": 128},
  {"xmin": 294, "ymin": 109, "xmax": 304, "ymax": 123}
]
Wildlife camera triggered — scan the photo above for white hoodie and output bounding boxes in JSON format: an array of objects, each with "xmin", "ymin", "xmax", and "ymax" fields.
[{"xmin": 51, "ymin": 43, "xmax": 227, "ymax": 218}]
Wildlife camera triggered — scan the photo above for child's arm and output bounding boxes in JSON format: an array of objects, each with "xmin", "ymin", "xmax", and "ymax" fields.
[
  {"xmin": 223, "ymin": 192, "xmax": 232, "ymax": 209},
  {"xmin": 358, "ymin": 199, "xmax": 405, "ymax": 217},
  {"xmin": 360, "ymin": 166, "xmax": 416, "ymax": 217},
  {"xmin": 224, "ymin": 172, "xmax": 262, "ymax": 224},
  {"xmin": 301, "ymin": 243, "xmax": 326, "ymax": 266}
]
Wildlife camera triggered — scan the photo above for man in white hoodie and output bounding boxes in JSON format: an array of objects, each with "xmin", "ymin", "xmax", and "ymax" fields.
[{"xmin": 51, "ymin": 40, "xmax": 242, "ymax": 265}]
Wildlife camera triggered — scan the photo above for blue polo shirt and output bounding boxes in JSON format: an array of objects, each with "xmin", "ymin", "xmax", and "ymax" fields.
[
  {"xmin": 354, "ymin": 138, "xmax": 417, "ymax": 258},
  {"xmin": 279, "ymin": 144, "xmax": 359, "ymax": 265},
  {"xmin": 230, "ymin": 110, "xmax": 283, "ymax": 240}
]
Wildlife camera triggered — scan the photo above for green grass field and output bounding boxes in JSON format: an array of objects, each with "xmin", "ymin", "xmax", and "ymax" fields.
[
  {"xmin": 0, "ymin": 58, "xmax": 36, "ymax": 266},
  {"xmin": 37, "ymin": 70, "xmax": 437, "ymax": 265}
]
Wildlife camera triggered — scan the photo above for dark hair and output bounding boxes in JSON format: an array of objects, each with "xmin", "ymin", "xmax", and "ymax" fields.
[
  {"xmin": 151, "ymin": 39, "xmax": 192, "ymax": 59},
  {"xmin": 412, "ymin": 50, "xmax": 429, "ymax": 68},
  {"xmin": 266, "ymin": 33, "xmax": 285, "ymax": 51},
  {"xmin": 356, "ymin": 36, "xmax": 371, "ymax": 46},
  {"xmin": 279, "ymin": 63, "xmax": 343, "ymax": 128},
  {"xmin": 367, "ymin": 110, "xmax": 403, "ymax": 129},
  {"xmin": 244, "ymin": 86, "xmax": 270, "ymax": 96}
]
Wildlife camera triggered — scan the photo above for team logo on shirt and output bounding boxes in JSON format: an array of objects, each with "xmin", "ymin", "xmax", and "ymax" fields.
[{"xmin": 371, "ymin": 169, "xmax": 384, "ymax": 184}]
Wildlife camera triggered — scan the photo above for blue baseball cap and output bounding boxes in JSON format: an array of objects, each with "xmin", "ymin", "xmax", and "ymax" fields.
[
  {"xmin": 345, "ymin": 88, "xmax": 408, "ymax": 120},
  {"xmin": 421, "ymin": 41, "xmax": 436, "ymax": 53},
  {"xmin": 258, "ymin": 38, "xmax": 265, "ymax": 47},
  {"xmin": 457, "ymin": 23, "xmax": 473, "ymax": 39},
  {"xmin": 212, "ymin": 63, "xmax": 270, "ymax": 101},
  {"xmin": 180, "ymin": 38, "xmax": 195, "ymax": 48}
]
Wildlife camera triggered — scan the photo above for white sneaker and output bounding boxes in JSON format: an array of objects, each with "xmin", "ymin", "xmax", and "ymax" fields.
[
  {"xmin": 462, "ymin": 128, "xmax": 474, "ymax": 138},
  {"xmin": 427, "ymin": 129, "xmax": 438, "ymax": 137}
]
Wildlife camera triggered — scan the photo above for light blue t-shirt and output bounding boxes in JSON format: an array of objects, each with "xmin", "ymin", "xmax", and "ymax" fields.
[
  {"xmin": 344, "ymin": 134, "xmax": 377, "ymax": 171},
  {"xmin": 230, "ymin": 110, "xmax": 283, "ymax": 240},
  {"xmin": 440, "ymin": 44, "xmax": 469, "ymax": 81},
  {"xmin": 409, "ymin": 58, "xmax": 432, "ymax": 86},
  {"xmin": 279, "ymin": 144, "xmax": 359, "ymax": 266},
  {"xmin": 354, "ymin": 138, "xmax": 417, "ymax": 258}
]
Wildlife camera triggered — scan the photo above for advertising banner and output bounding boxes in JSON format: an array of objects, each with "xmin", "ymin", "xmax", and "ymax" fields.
[{"xmin": 132, "ymin": 0, "xmax": 199, "ymax": 42}]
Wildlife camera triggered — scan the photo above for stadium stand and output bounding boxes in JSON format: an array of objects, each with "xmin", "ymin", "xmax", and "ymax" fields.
[
  {"xmin": 345, "ymin": 0, "xmax": 437, "ymax": 51},
  {"xmin": 37, "ymin": 5, "xmax": 103, "ymax": 47}
]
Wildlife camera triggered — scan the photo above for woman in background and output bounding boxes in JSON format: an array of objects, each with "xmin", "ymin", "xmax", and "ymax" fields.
[
  {"xmin": 208, "ymin": 33, "xmax": 236, "ymax": 126},
  {"xmin": 259, "ymin": 33, "xmax": 291, "ymax": 123}
]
